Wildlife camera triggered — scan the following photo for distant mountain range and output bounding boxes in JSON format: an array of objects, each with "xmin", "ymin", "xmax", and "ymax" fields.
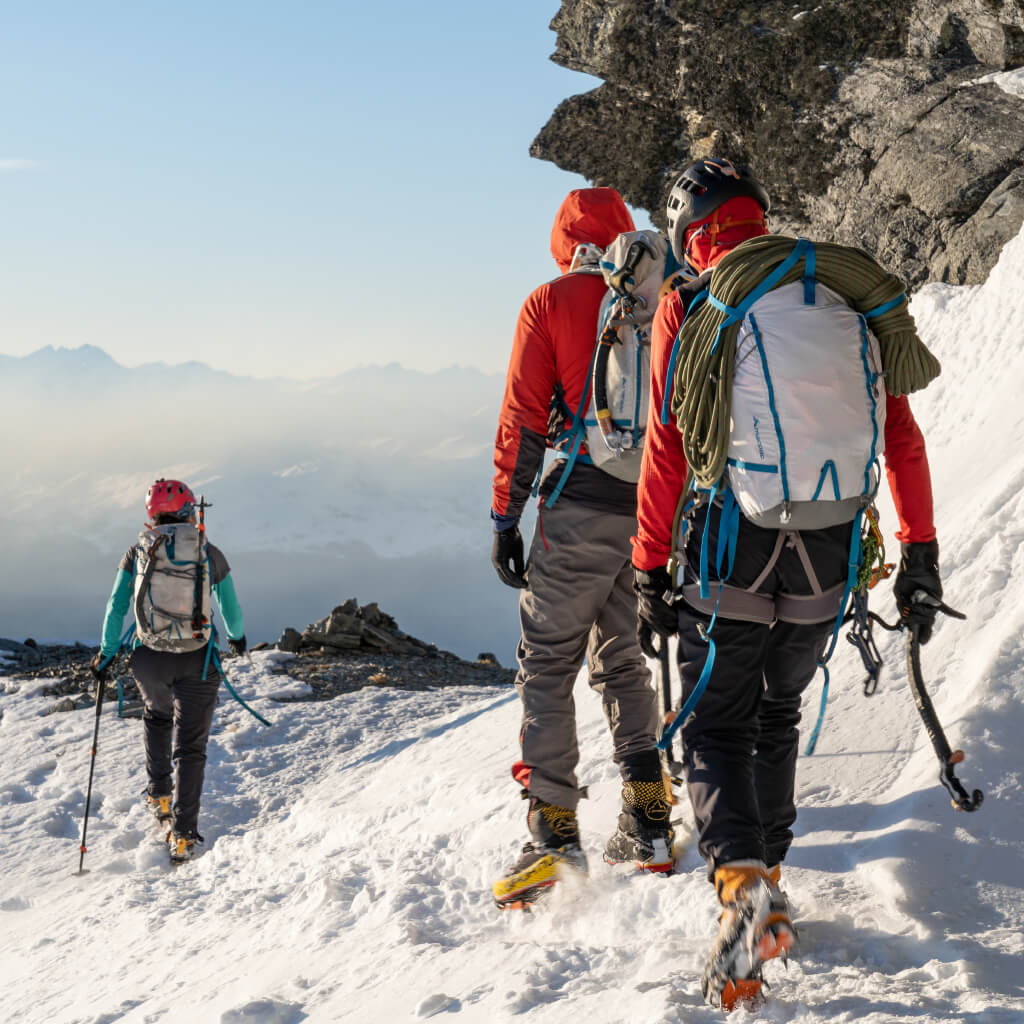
[{"xmin": 0, "ymin": 346, "xmax": 526, "ymax": 662}]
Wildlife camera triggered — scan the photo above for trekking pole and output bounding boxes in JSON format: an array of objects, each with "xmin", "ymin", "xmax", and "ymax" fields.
[
  {"xmin": 75, "ymin": 673, "xmax": 106, "ymax": 875},
  {"xmin": 656, "ymin": 636, "xmax": 686, "ymax": 784},
  {"xmin": 904, "ymin": 595, "xmax": 981, "ymax": 813}
]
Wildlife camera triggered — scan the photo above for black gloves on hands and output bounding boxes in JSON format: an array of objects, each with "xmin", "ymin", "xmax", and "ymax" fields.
[
  {"xmin": 492, "ymin": 528, "xmax": 527, "ymax": 589},
  {"xmin": 634, "ymin": 566, "xmax": 679, "ymax": 658},
  {"xmin": 90, "ymin": 653, "xmax": 109, "ymax": 682},
  {"xmin": 893, "ymin": 540, "xmax": 942, "ymax": 644},
  {"xmin": 228, "ymin": 635, "xmax": 248, "ymax": 658}
]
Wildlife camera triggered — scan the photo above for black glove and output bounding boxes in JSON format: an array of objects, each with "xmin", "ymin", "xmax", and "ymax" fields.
[
  {"xmin": 634, "ymin": 566, "xmax": 679, "ymax": 658},
  {"xmin": 893, "ymin": 540, "xmax": 942, "ymax": 644},
  {"xmin": 492, "ymin": 528, "xmax": 527, "ymax": 589},
  {"xmin": 228, "ymin": 635, "xmax": 248, "ymax": 657},
  {"xmin": 90, "ymin": 653, "xmax": 109, "ymax": 682}
]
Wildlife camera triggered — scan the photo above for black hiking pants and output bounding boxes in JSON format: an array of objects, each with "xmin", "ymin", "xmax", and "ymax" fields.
[
  {"xmin": 676, "ymin": 502, "xmax": 855, "ymax": 876},
  {"xmin": 131, "ymin": 645, "xmax": 219, "ymax": 838}
]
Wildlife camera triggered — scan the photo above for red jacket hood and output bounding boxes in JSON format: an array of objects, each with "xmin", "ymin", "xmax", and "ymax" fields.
[{"xmin": 550, "ymin": 188, "xmax": 635, "ymax": 273}]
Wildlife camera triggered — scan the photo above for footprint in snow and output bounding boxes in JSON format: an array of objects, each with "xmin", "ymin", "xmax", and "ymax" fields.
[{"xmin": 219, "ymin": 997, "xmax": 307, "ymax": 1023}]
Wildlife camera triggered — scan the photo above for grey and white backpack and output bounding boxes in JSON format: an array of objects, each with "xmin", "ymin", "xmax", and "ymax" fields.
[
  {"xmin": 547, "ymin": 230, "xmax": 689, "ymax": 503},
  {"xmin": 133, "ymin": 523, "xmax": 212, "ymax": 653}
]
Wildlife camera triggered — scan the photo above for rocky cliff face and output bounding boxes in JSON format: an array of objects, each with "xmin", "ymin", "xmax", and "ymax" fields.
[{"xmin": 532, "ymin": 0, "xmax": 1024, "ymax": 287}]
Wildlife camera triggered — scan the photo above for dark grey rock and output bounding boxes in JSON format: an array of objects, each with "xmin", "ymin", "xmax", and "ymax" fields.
[
  {"xmin": 277, "ymin": 628, "xmax": 303, "ymax": 653},
  {"xmin": 532, "ymin": 0, "xmax": 1024, "ymax": 288},
  {"xmin": 0, "ymin": 638, "xmax": 44, "ymax": 665}
]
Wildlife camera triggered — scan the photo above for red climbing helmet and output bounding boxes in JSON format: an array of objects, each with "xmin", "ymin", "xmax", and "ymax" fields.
[{"xmin": 145, "ymin": 478, "xmax": 196, "ymax": 520}]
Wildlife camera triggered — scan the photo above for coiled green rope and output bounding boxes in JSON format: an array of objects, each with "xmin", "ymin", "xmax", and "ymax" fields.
[{"xmin": 671, "ymin": 235, "xmax": 941, "ymax": 490}]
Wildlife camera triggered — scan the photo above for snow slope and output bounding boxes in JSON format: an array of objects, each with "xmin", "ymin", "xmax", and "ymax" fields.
[{"xmin": 2, "ymin": 231, "xmax": 1024, "ymax": 1023}]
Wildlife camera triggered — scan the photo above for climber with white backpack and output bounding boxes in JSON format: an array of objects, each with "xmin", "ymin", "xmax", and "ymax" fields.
[
  {"xmin": 489, "ymin": 187, "xmax": 695, "ymax": 909},
  {"xmin": 91, "ymin": 478, "xmax": 246, "ymax": 864},
  {"xmin": 632, "ymin": 158, "xmax": 944, "ymax": 1008}
]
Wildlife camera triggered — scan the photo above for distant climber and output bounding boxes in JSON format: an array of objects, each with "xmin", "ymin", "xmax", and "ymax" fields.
[{"xmin": 92, "ymin": 478, "xmax": 246, "ymax": 864}]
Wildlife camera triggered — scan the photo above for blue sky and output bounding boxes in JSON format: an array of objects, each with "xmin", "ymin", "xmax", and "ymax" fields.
[{"xmin": 0, "ymin": 1, "xmax": 652, "ymax": 378}]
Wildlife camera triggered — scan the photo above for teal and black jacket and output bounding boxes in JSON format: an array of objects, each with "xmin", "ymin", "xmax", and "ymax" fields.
[{"xmin": 99, "ymin": 540, "xmax": 244, "ymax": 658}]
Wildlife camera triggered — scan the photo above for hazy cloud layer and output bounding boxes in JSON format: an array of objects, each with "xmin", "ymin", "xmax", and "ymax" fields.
[{"xmin": 0, "ymin": 346, "xmax": 528, "ymax": 663}]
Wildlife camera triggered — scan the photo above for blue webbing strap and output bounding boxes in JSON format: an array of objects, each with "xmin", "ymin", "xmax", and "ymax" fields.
[
  {"xmin": 727, "ymin": 457, "xmax": 778, "ymax": 474},
  {"xmin": 804, "ymin": 509, "xmax": 864, "ymax": 755},
  {"xmin": 803, "ymin": 664, "xmax": 831, "ymax": 757},
  {"xmin": 658, "ymin": 634, "xmax": 717, "ymax": 752},
  {"xmin": 546, "ymin": 342, "xmax": 601, "ymax": 508},
  {"xmin": 210, "ymin": 642, "xmax": 273, "ymax": 728},
  {"xmin": 811, "ymin": 461, "xmax": 840, "ymax": 502},
  {"xmin": 708, "ymin": 238, "xmax": 812, "ymax": 327},
  {"xmin": 697, "ymin": 483, "xmax": 719, "ymax": 599},
  {"xmin": 862, "ymin": 294, "xmax": 906, "ymax": 319},
  {"xmin": 803, "ymin": 242, "xmax": 816, "ymax": 305},
  {"xmin": 658, "ymin": 491, "xmax": 740, "ymax": 753},
  {"xmin": 202, "ymin": 634, "xmax": 215, "ymax": 682}
]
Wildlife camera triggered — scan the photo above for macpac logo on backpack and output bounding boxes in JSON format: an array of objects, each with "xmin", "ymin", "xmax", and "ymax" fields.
[
  {"xmin": 133, "ymin": 522, "xmax": 212, "ymax": 653},
  {"xmin": 545, "ymin": 230, "xmax": 691, "ymax": 504}
]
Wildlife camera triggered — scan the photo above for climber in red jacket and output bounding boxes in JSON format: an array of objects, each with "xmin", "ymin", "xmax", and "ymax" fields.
[
  {"xmin": 490, "ymin": 187, "xmax": 672, "ymax": 910},
  {"xmin": 632, "ymin": 158, "xmax": 941, "ymax": 1008}
]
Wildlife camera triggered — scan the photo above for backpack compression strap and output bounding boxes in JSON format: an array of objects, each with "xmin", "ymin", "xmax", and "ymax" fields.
[{"xmin": 133, "ymin": 534, "xmax": 167, "ymax": 634}]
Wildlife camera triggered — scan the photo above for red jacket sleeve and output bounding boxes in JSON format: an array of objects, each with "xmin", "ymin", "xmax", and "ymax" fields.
[
  {"xmin": 632, "ymin": 291, "xmax": 690, "ymax": 570},
  {"xmin": 491, "ymin": 286, "xmax": 557, "ymax": 519},
  {"xmin": 883, "ymin": 393, "xmax": 936, "ymax": 543}
]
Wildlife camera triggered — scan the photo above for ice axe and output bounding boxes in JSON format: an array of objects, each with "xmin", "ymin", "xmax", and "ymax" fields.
[{"xmin": 904, "ymin": 593, "xmax": 982, "ymax": 813}]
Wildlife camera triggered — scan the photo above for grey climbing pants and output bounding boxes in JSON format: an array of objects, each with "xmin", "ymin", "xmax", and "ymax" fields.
[
  {"xmin": 513, "ymin": 498, "xmax": 659, "ymax": 810},
  {"xmin": 131, "ymin": 645, "xmax": 219, "ymax": 838}
]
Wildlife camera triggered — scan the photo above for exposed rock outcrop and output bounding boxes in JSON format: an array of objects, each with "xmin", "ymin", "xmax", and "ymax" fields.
[
  {"xmin": 532, "ymin": 0, "xmax": 1024, "ymax": 287},
  {"xmin": 0, "ymin": 599, "xmax": 513, "ymax": 715}
]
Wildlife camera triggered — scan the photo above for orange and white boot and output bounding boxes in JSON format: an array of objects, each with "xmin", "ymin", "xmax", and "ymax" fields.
[{"xmin": 701, "ymin": 860, "xmax": 796, "ymax": 1011}]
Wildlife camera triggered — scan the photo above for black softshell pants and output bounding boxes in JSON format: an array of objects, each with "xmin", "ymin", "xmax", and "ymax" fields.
[
  {"xmin": 676, "ymin": 503, "xmax": 854, "ymax": 875},
  {"xmin": 131, "ymin": 645, "xmax": 219, "ymax": 837}
]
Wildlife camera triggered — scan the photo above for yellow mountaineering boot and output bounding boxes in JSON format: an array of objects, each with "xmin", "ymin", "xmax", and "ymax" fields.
[
  {"xmin": 492, "ymin": 797, "xmax": 588, "ymax": 910},
  {"xmin": 167, "ymin": 832, "xmax": 203, "ymax": 865},
  {"xmin": 602, "ymin": 779, "xmax": 675, "ymax": 873},
  {"xmin": 701, "ymin": 861, "xmax": 796, "ymax": 1011},
  {"xmin": 146, "ymin": 793, "xmax": 172, "ymax": 824}
]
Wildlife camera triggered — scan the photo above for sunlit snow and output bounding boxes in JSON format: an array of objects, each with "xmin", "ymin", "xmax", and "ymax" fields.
[{"xmin": 2, "ymin": 231, "xmax": 1023, "ymax": 1022}]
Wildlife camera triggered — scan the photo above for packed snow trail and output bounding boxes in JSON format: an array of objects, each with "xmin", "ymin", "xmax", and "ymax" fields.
[{"xmin": 3, "ymin": 230, "xmax": 1024, "ymax": 1022}]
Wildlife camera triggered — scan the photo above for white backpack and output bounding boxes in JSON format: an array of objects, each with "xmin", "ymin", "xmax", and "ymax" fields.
[
  {"xmin": 726, "ymin": 277, "xmax": 886, "ymax": 529},
  {"xmin": 133, "ymin": 523, "xmax": 212, "ymax": 653},
  {"xmin": 548, "ymin": 230, "xmax": 688, "ymax": 501}
]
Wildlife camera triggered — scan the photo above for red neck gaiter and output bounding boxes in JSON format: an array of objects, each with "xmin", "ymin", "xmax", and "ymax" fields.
[{"xmin": 684, "ymin": 196, "xmax": 769, "ymax": 272}]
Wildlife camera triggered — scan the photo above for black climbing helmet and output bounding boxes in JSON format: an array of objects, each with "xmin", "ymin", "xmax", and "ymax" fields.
[{"xmin": 666, "ymin": 158, "xmax": 770, "ymax": 261}]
